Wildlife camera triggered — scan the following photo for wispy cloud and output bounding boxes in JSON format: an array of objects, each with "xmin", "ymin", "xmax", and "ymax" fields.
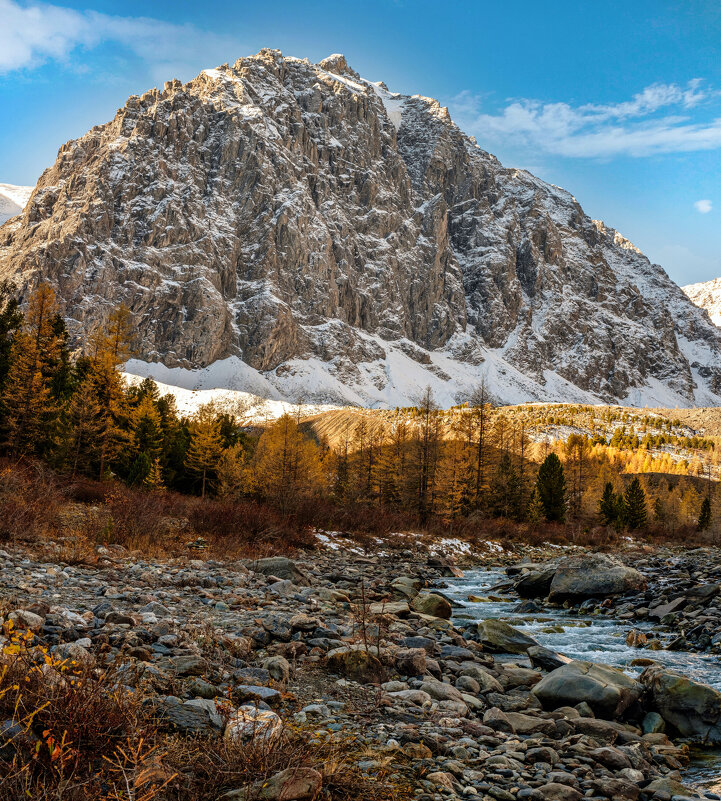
[
  {"xmin": 0, "ymin": 0, "xmax": 239, "ymax": 81},
  {"xmin": 451, "ymin": 80, "xmax": 721, "ymax": 159},
  {"xmin": 695, "ymin": 199, "xmax": 713, "ymax": 214}
]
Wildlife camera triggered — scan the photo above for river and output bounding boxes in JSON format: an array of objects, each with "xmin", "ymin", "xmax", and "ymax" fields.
[{"xmin": 445, "ymin": 567, "xmax": 721, "ymax": 794}]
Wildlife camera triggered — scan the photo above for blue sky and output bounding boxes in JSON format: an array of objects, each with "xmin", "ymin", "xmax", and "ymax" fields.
[{"xmin": 1, "ymin": 0, "xmax": 720, "ymax": 285}]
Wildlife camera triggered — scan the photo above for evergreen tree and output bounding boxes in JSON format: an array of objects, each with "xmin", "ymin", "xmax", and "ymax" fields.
[
  {"xmin": 598, "ymin": 482, "xmax": 619, "ymax": 526},
  {"xmin": 144, "ymin": 458, "xmax": 165, "ymax": 491},
  {"xmin": 535, "ymin": 452, "xmax": 567, "ymax": 522},
  {"xmin": 185, "ymin": 406, "xmax": 224, "ymax": 498},
  {"xmin": 698, "ymin": 495, "xmax": 712, "ymax": 532},
  {"xmin": 0, "ymin": 280, "xmax": 22, "ymax": 393},
  {"xmin": 127, "ymin": 452, "xmax": 152, "ymax": 486},
  {"xmin": 624, "ymin": 477, "xmax": 648, "ymax": 530}
]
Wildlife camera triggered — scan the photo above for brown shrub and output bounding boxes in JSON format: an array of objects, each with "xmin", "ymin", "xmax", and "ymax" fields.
[{"xmin": 0, "ymin": 459, "xmax": 65, "ymax": 543}]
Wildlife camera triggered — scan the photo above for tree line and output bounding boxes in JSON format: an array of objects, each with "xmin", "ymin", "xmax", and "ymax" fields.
[{"xmin": 0, "ymin": 282, "xmax": 714, "ymax": 536}]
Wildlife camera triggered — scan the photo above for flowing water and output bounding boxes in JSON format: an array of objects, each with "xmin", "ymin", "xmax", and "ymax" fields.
[{"xmin": 445, "ymin": 568, "xmax": 721, "ymax": 794}]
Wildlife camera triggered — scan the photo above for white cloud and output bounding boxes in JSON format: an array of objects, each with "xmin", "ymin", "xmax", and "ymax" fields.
[
  {"xmin": 695, "ymin": 199, "xmax": 713, "ymax": 214},
  {"xmin": 0, "ymin": 0, "xmax": 239, "ymax": 80},
  {"xmin": 451, "ymin": 80, "xmax": 721, "ymax": 159}
]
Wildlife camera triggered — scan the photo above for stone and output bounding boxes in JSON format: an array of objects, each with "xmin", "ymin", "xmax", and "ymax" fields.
[
  {"xmin": 326, "ymin": 647, "xmax": 384, "ymax": 684},
  {"xmin": 8, "ymin": 610, "xmax": 44, "ymax": 632},
  {"xmin": 477, "ymin": 619, "xmax": 539, "ymax": 654},
  {"xmin": 641, "ymin": 665, "xmax": 721, "ymax": 742},
  {"xmin": 410, "ymin": 592, "xmax": 452, "ymax": 619},
  {"xmin": 169, "ymin": 654, "xmax": 207, "ymax": 677},
  {"xmin": 263, "ymin": 656, "xmax": 291, "ymax": 682},
  {"xmin": 514, "ymin": 567, "xmax": 557, "ymax": 598},
  {"xmin": 395, "ymin": 648, "xmax": 427, "ymax": 676},
  {"xmin": 527, "ymin": 645, "xmax": 571, "ymax": 671},
  {"xmin": 223, "ymin": 767, "xmax": 323, "ymax": 800},
  {"xmin": 155, "ymin": 697, "xmax": 220, "ymax": 736},
  {"xmin": 251, "ymin": 558, "xmax": 308, "ymax": 585},
  {"xmin": 536, "ymin": 782, "xmax": 582, "ymax": 801},
  {"xmin": 224, "ymin": 707, "xmax": 283, "ymax": 742},
  {"xmin": 548, "ymin": 554, "xmax": 646, "ymax": 603},
  {"xmin": 532, "ymin": 660, "xmax": 642, "ymax": 718},
  {"xmin": 642, "ymin": 711, "xmax": 665, "ymax": 733}
]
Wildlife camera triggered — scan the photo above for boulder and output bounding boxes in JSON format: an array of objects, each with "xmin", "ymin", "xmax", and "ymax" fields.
[
  {"xmin": 532, "ymin": 660, "xmax": 642, "ymax": 718},
  {"xmin": 224, "ymin": 707, "xmax": 283, "ymax": 742},
  {"xmin": 514, "ymin": 567, "xmax": 557, "ymax": 598},
  {"xmin": 547, "ymin": 554, "xmax": 645, "ymax": 603},
  {"xmin": 527, "ymin": 645, "xmax": 571, "ymax": 672},
  {"xmin": 410, "ymin": 592, "xmax": 451, "ymax": 619},
  {"xmin": 250, "ymin": 557, "xmax": 308, "ymax": 585},
  {"xmin": 223, "ymin": 767, "xmax": 323, "ymax": 800},
  {"xmin": 326, "ymin": 647, "xmax": 384, "ymax": 684},
  {"xmin": 477, "ymin": 619, "xmax": 539, "ymax": 654},
  {"xmin": 640, "ymin": 665, "xmax": 721, "ymax": 742}
]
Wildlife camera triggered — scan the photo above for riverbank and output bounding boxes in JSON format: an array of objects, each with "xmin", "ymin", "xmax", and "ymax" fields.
[{"xmin": 0, "ymin": 539, "xmax": 718, "ymax": 800}]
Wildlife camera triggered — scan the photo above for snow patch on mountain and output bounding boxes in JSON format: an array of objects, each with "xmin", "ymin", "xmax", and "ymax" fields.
[
  {"xmin": 0, "ymin": 184, "xmax": 33, "ymax": 225},
  {"xmin": 683, "ymin": 278, "xmax": 721, "ymax": 327}
]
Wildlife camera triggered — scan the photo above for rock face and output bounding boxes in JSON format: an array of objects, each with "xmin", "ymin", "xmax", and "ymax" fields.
[
  {"xmin": 547, "ymin": 554, "xmax": 646, "ymax": 603},
  {"xmin": 3, "ymin": 49, "xmax": 721, "ymax": 407},
  {"xmin": 683, "ymin": 277, "xmax": 721, "ymax": 327},
  {"xmin": 641, "ymin": 665, "xmax": 721, "ymax": 743},
  {"xmin": 533, "ymin": 661, "xmax": 643, "ymax": 718}
]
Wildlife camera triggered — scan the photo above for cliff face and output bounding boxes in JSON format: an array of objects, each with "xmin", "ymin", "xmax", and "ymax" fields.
[
  {"xmin": 683, "ymin": 278, "xmax": 721, "ymax": 328},
  {"xmin": 2, "ymin": 49, "xmax": 720, "ymax": 407}
]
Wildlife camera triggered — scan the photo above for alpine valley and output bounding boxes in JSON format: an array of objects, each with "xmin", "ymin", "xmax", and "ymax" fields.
[{"xmin": 2, "ymin": 49, "xmax": 720, "ymax": 409}]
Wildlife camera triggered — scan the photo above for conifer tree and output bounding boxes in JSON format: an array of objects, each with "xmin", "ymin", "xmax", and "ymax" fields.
[
  {"xmin": 0, "ymin": 280, "xmax": 22, "ymax": 393},
  {"xmin": 698, "ymin": 495, "xmax": 712, "ymax": 532},
  {"xmin": 185, "ymin": 406, "xmax": 224, "ymax": 498},
  {"xmin": 598, "ymin": 482, "xmax": 619, "ymax": 526},
  {"xmin": 624, "ymin": 477, "xmax": 648, "ymax": 530},
  {"xmin": 1, "ymin": 285, "xmax": 62, "ymax": 455},
  {"xmin": 64, "ymin": 377, "xmax": 113, "ymax": 476},
  {"xmin": 535, "ymin": 452, "xmax": 567, "ymax": 522},
  {"xmin": 216, "ymin": 443, "xmax": 246, "ymax": 500},
  {"xmin": 490, "ymin": 451, "xmax": 522, "ymax": 519},
  {"xmin": 144, "ymin": 458, "xmax": 165, "ymax": 491}
]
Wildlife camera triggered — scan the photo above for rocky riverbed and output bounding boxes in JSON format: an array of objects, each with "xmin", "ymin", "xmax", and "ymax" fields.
[{"xmin": 0, "ymin": 540, "xmax": 720, "ymax": 800}]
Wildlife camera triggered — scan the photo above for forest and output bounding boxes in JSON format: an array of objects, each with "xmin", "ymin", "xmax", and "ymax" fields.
[{"xmin": 0, "ymin": 281, "xmax": 718, "ymax": 553}]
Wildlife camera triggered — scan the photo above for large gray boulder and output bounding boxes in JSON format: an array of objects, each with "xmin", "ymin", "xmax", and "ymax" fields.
[
  {"xmin": 548, "ymin": 554, "xmax": 645, "ymax": 603},
  {"xmin": 514, "ymin": 567, "xmax": 557, "ymax": 598},
  {"xmin": 477, "ymin": 619, "xmax": 539, "ymax": 654},
  {"xmin": 640, "ymin": 665, "xmax": 721, "ymax": 742},
  {"xmin": 532, "ymin": 660, "xmax": 642, "ymax": 718},
  {"xmin": 250, "ymin": 557, "xmax": 308, "ymax": 585}
]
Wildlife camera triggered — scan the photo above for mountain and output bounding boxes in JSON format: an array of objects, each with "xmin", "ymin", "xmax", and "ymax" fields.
[
  {"xmin": 1, "ymin": 49, "xmax": 720, "ymax": 408},
  {"xmin": 0, "ymin": 184, "xmax": 33, "ymax": 226},
  {"xmin": 683, "ymin": 278, "xmax": 721, "ymax": 327}
]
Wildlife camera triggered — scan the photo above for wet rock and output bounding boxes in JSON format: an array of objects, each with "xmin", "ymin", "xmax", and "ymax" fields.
[
  {"xmin": 547, "ymin": 554, "xmax": 646, "ymax": 603},
  {"xmin": 477, "ymin": 618, "xmax": 539, "ymax": 654},
  {"xmin": 532, "ymin": 660, "xmax": 642, "ymax": 718},
  {"xmin": 410, "ymin": 592, "xmax": 452, "ymax": 619},
  {"xmin": 641, "ymin": 665, "xmax": 721, "ymax": 742}
]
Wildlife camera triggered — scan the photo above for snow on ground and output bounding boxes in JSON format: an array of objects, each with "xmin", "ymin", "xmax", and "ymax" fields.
[{"xmin": 0, "ymin": 184, "xmax": 33, "ymax": 225}]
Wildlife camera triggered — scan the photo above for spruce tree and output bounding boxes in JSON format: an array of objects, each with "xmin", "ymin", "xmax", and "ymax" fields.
[
  {"xmin": 0, "ymin": 280, "xmax": 22, "ymax": 393},
  {"xmin": 535, "ymin": 453, "xmax": 567, "ymax": 522},
  {"xmin": 624, "ymin": 477, "xmax": 648, "ymax": 530},
  {"xmin": 698, "ymin": 496, "xmax": 712, "ymax": 532},
  {"xmin": 490, "ymin": 451, "xmax": 522, "ymax": 520},
  {"xmin": 598, "ymin": 482, "xmax": 619, "ymax": 526}
]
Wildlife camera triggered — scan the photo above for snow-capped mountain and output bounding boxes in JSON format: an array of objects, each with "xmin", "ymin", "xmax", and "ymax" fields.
[
  {"xmin": 1, "ymin": 49, "xmax": 721, "ymax": 408},
  {"xmin": 683, "ymin": 278, "xmax": 721, "ymax": 327},
  {"xmin": 0, "ymin": 184, "xmax": 33, "ymax": 226}
]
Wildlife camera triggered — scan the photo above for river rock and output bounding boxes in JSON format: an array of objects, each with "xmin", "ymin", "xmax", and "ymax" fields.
[
  {"xmin": 250, "ymin": 557, "xmax": 308, "ymax": 585},
  {"xmin": 641, "ymin": 664, "xmax": 721, "ymax": 742},
  {"xmin": 532, "ymin": 660, "xmax": 642, "ymax": 718},
  {"xmin": 477, "ymin": 618, "xmax": 539, "ymax": 654},
  {"xmin": 410, "ymin": 592, "xmax": 452, "ymax": 619},
  {"xmin": 514, "ymin": 567, "xmax": 557, "ymax": 598},
  {"xmin": 547, "ymin": 554, "xmax": 646, "ymax": 603}
]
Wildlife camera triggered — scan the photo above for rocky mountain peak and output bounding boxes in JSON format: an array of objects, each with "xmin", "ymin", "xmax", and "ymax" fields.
[{"xmin": 1, "ymin": 49, "xmax": 720, "ymax": 408}]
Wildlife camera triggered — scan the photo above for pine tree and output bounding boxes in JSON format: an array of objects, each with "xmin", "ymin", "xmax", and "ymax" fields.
[
  {"xmin": 624, "ymin": 477, "xmax": 648, "ymax": 530},
  {"xmin": 64, "ymin": 377, "xmax": 114, "ymax": 476},
  {"xmin": 598, "ymin": 482, "xmax": 619, "ymax": 526},
  {"xmin": 144, "ymin": 458, "xmax": 165, "ymax": 491},
  {"xmin": 698, "ymin": 495, "xmax": 712, "ymax": 532},
  {"xmin": 535, "ymin": 452, "xmax": 567, "ymax": 522},
  {"xmin": 185, "ymin": 406, "xmax": 224, "ymax": 498}
]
